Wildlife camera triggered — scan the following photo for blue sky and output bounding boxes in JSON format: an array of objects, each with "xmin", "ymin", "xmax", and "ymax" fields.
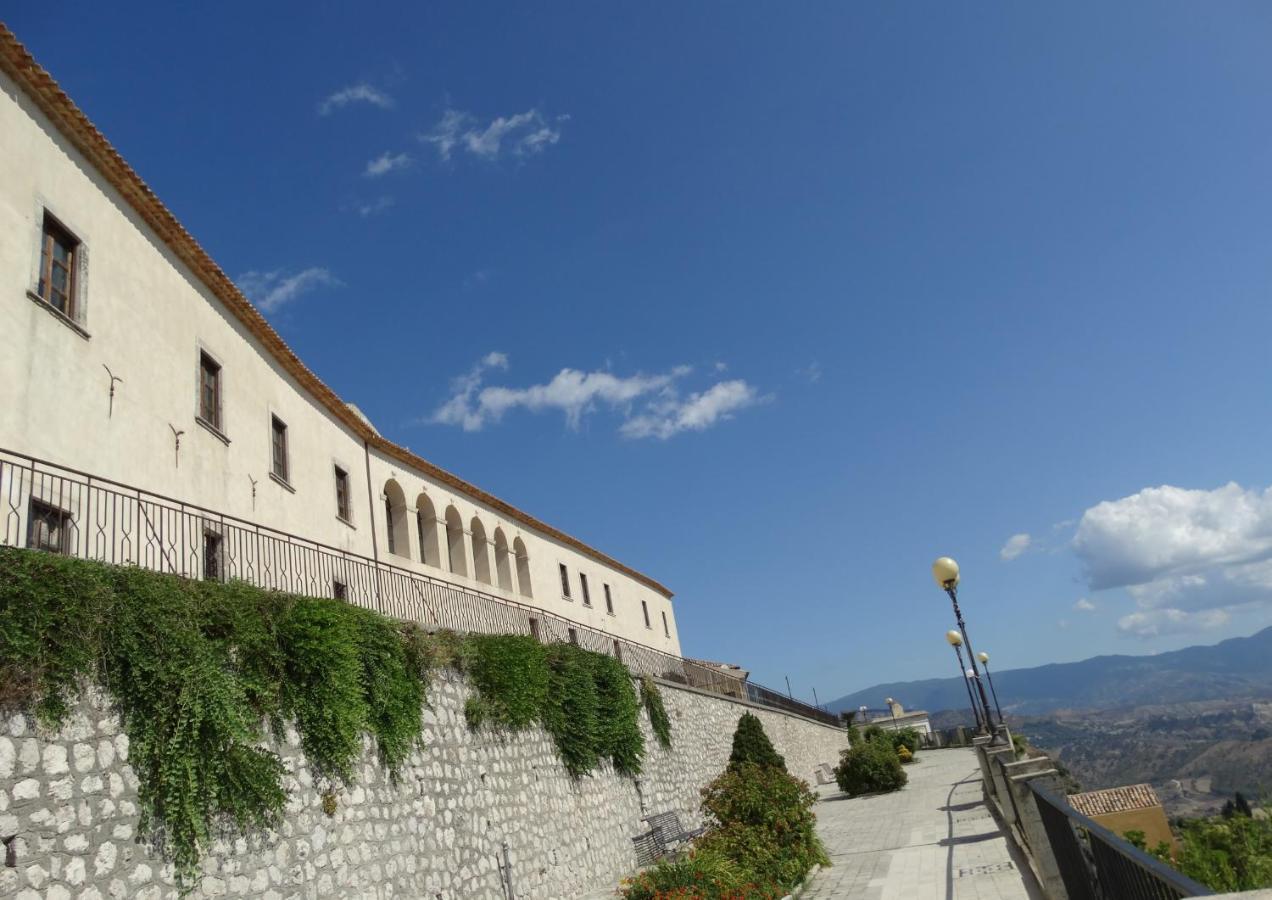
[{"xmin": 12, "ymin": 2, "xmax": 1272, "ymax": 705}]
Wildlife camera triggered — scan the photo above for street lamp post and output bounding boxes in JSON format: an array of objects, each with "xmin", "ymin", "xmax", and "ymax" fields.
[
  {"xmin": 978, "ymin": 651, "xmax": 1004, "ymax": 724},
  {"xmin": 886, "ymin": 697, "xmax": 899, "ymax": 731},
  {"xmin": 932, "ymin": 557, "xmax": 1008, "ymax": 746},
  {"xmin": 945, "ymin": 630, "xmax": 985, "ymax": 732}
]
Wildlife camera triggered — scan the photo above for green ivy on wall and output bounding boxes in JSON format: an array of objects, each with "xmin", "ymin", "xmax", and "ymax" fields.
[
  {"xmin": 0, "ymin": 548, "xmax": 428, "ymax": 890},
  {"xmin": 0, "ymin": 547, "xmax": 676, "ymax": 891},
  {"xmin": 459, "ymin": 633, "xmax": 655, "ymax": 777},
  {"xmin": 640, "ymin": 675, "xmax": 673, "ymax": 750}
]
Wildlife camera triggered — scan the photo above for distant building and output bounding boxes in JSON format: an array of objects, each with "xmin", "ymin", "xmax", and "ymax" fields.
[
  {"xmin": 1067, "ymin": 784, "xmax": 1175, "ymax": 851},
  {"xmin": 864, "ymin": 700, "xmax": 931, "ymax": 735}
]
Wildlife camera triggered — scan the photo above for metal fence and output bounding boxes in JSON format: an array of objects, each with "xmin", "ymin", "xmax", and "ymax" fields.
[
  {"xmin": 0, "ymin": 446, "xmax": 840, "ymax": 727},
  {"xmin": 1030, "ymin": 783, "xmax": 1212, "ymax": 899}
]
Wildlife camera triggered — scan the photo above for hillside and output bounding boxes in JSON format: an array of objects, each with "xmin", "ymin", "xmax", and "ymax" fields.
[
  {"xmin": 828, "ymin": 626, "xmax": 1272, "ymax": 716},
  {"xmin": 1014, "ymin": 699, "xmax": 1272, "ymax": 816}
]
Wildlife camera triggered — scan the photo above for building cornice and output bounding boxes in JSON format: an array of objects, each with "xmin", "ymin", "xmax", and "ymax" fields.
[{"xmin": 0, "ymin": 24, "xmax": 673, "ymax": 600}]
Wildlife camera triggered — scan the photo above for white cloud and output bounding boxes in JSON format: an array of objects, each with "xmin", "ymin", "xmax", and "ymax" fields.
[
  {"xmin": 797, "ymin": 362, "xmax": 822, "ymax": 384},
  {"xmin": 429, "ymin": 355, "xmax": 763, "ymax": 438},
  {"xmin": 1117, "ymin": 608, "xmax": 1231, "ymax": 639},
  {"xmin": 1000, "ymin": 533, "xmax": 1032, "ymax": 561},
  {"xmin": 319, "ymin": 83, "xmax": 394, "ymax": 116},
  {"xmin": 355, "ymin": 196, "xmax": 395, "ymax": 217},
  {"xmin": 619, "ymin": 380, "xmax": 762, "ymax": 440},
  {"xmin": 421, "ymin": 108, "xmax": 565, "ymax": 162},
  {"xmin": 1074, "ymin": 597, "xmax": 1097, "ymax": 612},
  {"xmin": 237, "ymin": 267, "xmax": 340, "ymax": 313},
  {"xmin": 364, "ymin": 152, "xmax": 412, "ymax": 177},
  {"xmin": 1073, "ymin": 482, "xmax": 1272, "ymax": 639}
]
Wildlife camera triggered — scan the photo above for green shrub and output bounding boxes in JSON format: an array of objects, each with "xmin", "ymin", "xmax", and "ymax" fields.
[
  {"xmin": 640, "ymin": 675, "xmax": 673, "ymax": 750},
  {"xmin": 728, "ymin": 712, "xmax": 786, "ymax": 772},
  {"xmin": 618, "ymin": 847, "xmax": 776, "ymax": 899},
  {"xmin": 863, "ymin": 724, "xmax": 884, "ymax": 743},
  {"xmin": 697, "ymin": 763, "xmax": 828, "ymax": 891},
  {"xmin": 834, "ymin": 738, "xmax": 908, "ymax": 796},
  {"xmin": 1174, "ymin": 812, "xmax": 1272, "ymax": 891},
  {"xmin": 889, "ymin": 727, "xmax": 920, "ymax": 755}
]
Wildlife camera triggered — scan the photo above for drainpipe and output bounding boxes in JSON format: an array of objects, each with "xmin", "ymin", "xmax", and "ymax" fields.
[{"xmin": 362, "ymin": 438, "xmax": 383, "ymax": 608}]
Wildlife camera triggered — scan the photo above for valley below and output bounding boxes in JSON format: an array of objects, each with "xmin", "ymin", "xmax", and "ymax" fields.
[{"xmin": 1010, "ymin": 698, "xmax": 1272, "ymax": 818}]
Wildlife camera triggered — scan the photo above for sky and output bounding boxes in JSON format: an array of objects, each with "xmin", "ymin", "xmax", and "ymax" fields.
[{"xmin": 11, "ymin": 2, "xmax": 1272, "ymax": 707}]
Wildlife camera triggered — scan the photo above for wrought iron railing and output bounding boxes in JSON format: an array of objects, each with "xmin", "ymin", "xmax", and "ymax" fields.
[
  {"xmin": 1030, "ymin": 783, "xmax": 1212, "ymax": 899},
  {"xmin": 0, "ymin": 446, "xmax": 840, "ymax": 727}
]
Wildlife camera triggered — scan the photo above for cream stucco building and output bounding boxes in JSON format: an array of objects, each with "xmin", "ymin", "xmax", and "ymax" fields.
[{"xmin": 0, "ymin": 26, "xmax": 680, "ymax": 658}]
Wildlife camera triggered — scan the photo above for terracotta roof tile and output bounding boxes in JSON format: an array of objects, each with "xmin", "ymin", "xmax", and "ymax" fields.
[{"xmin": 1068, "ymin": 784, "xmax": 1161, "ymax": 817}]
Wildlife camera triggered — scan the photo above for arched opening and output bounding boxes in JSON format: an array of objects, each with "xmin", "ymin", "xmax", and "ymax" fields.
[
  {"xmin": 415, "ymin": 493, "xmax": 441, "ymax": 567},
  {"xmin": 470, "ymin": 516, "xmax": 492, "ymax": 584},
  {"xmin": 493, "ymin": 527, "xmax": 513, "ymax": 591},
  {"xmin": 445, "ymin": 506, "xmax": 467, "ymax": 576},
  {"xmin": 513, "ymin": 536, "xmax": 532, "ymax": 598},
  {"xmin": 383, "ymin": 479, "xmax": 410, "ymax": 559}
]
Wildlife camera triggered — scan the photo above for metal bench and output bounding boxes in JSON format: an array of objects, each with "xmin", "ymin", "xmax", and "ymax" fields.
[
  {"xmin": 643, "ymin": 811, "xmax": 705, "ymax": 852},
  {"xmin": 632, "ymin": 829, "xmax": 663, "ymax": 867}
]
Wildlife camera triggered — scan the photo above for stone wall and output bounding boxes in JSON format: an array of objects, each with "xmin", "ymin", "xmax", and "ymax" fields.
[{"xmin": 0, "ymin": 673, "xmax": 848, "ymax": 900}]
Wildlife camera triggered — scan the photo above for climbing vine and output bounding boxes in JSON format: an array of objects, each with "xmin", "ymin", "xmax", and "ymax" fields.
[
  {"xmin": 640, "ymin": 675, "xmax": 673, "ymax": 750},
  {"xmin": 0, "ymin": 548, "xmax": 430, "ymax": 890},
  {"xmin": 0, "ymin": 547, "xmax": 659, "ymax": 889},
  {"xmin": 461, "ymin": 633, "xmax": 646, "ymax": 777}
]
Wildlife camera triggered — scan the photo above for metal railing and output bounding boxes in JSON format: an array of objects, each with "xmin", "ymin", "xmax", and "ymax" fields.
[
  {"xmin": 0, "ymin": 446, "xmax": 840, "ymax": 727},
  {"xmin": 1030, "ymin": 783, "xmax": 1212, "ymax": 899}
]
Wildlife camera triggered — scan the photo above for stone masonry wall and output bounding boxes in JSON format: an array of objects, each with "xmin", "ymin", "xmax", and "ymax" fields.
[{"xmin": 0, "ymin": 673, "xmax": 848, "ymax": 900}]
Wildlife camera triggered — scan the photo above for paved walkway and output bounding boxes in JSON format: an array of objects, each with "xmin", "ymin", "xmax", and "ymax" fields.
[{"xmin": 800, "ymin": 748, "xmax": 1041, "ymax": 900}]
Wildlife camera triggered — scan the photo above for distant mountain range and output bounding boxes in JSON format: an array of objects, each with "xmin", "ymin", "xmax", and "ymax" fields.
[{"xmin": 828, "ymin": 626, "xmax": 1272, "ymax": 716}]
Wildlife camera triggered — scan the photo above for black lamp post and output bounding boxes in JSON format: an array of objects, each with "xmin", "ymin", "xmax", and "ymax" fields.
[
  {"xmin": 945, "ymin": 630, "xmax": 985, "ymax": 732},
  {"xmin": 932, "ymin": 557, "xmax": 1008, "ymax": 747},
  {"xmin": 886, "ymin": 697, "xmax": 899, "ymax": 731},
  {"xmin": 977, "ymin": 650, "xmax": 1005, "ymax": 724}
]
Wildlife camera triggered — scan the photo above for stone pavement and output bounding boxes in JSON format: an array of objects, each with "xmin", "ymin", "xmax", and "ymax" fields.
[{"xmin": 799, "ymin": 748, "xmax": 1042, "ymax": 900}]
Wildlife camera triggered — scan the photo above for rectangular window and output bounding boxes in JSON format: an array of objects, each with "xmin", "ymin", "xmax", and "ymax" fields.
[
  {"xmin": 203, "ymin": 530, "xmax": 223, "ymax": 581},
  {"xmin": 529, "ymin": 617, "xmax": 541, "ymax": 642},
  {"xmin": 28, "ymin": 499, "xmax": 71, "ymax": 554},
  {"xmin": 641, "ymin": 600, "xmax": 651, "ymax": 629},
  {"xmin": 270, "ymin": 416, "xmax": 289, "ymax": 482},
  {"xmin": 580, "ymin": 573, "xmax": 591, "ymax": 607},
  {"xmin": 198, "ymin": 353, "xmax": 222, "ymax": 430},
  {"xmin": 559, "ymin": 563, "xmax": 572, "ymax": 598},
  {"xmin": 333, "ymin": 579, "xmax": 347, "ymax": 600},
  {"xmin": 604, "ymin": 584, "xmax": 614, "ymax": 616},
  {"xmin": 568, "ymin": 627, "xmax": 579, "ymax": 646},
  {"xmin": 38, "ymin": 213, "xmax": 78, "ymax": 317},
  {"xmin": 334, "ymin": 466, "xmax": 351, "ymax": 522},
  {"xmin": 612, "ymin": 639, "xmax": 623, "ymax": 662},
  {"xmin": 662, "ymin": 611, "xmax": 670, "ymax": 638}
]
